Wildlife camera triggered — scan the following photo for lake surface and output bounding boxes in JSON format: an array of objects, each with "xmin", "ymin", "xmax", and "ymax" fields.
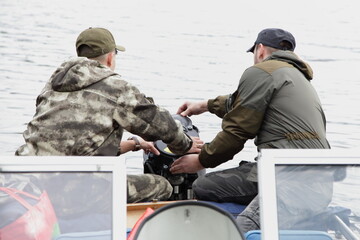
[{"xmin": 1, "ymin": 0, "xmax": 360, "ymax": 174}]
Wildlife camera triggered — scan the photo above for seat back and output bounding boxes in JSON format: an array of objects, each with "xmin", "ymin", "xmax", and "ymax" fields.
[{"xmin": 133, "ymin": 201, "xmax": 244, "ymax": 240}]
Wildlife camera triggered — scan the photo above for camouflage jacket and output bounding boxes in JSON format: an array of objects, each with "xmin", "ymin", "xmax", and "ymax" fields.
[
  {"xmin": 200, "ymin": 51, "xmax": 330, "ymax": 168},
  {"xmin": 16, "ymin": 57, "xmax": 192, "ymax": 156}
]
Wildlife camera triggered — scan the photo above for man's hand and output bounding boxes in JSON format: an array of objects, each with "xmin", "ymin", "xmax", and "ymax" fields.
[
  {"xmin": 187, "ymin": 137, "xmax": 204, "ymax": 154},
  {"xmin": 177, "ymin": 101, "xmax": 208, "ymax": 117},
  {"xmin": 137, "ymin": 136, "xmax": 160, "ymax": 155},
  {"xmin": 170, "ymin": 154, "xmax": 204, "ymax": 174}
]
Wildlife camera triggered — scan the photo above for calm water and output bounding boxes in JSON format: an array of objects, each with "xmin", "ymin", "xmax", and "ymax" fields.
[{"xmin": 1, "ymin": 0, "xmax": 360, "ymax": 174}]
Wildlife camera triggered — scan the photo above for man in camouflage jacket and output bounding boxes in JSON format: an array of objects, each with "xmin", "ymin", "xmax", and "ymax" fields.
[{"xmin": 15, "ymin": 28, "xmax": 193, "ymax": 206}]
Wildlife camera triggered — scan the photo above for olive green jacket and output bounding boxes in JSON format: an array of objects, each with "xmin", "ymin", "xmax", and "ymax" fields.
[
  {"xmin": 199, "ymin": 51, "xmax": 330, "ymax": 168},
  {"xmin": 16, "ymin": 57, "xmax": 192, "ymax": 156}
]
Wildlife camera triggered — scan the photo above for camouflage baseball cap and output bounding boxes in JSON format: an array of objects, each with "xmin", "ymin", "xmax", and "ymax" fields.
[{"xmin": 76, "ymin": 27, "xmax": 125, "ymax": 58}]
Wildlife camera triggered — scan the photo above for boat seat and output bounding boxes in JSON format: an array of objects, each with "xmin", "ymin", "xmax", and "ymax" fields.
[
  {"xmin": 245, "ymin": 230, "xmax": 333, "ymax": 240},
  {"xmin": 133, "ymin": 201, "xmax": 245, "ymax": 240},
  {"xmin": 202, "ymin": 201, "xmax": 247, "ymax": 218}
]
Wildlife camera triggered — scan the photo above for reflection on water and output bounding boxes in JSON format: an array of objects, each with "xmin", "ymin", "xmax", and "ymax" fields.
[{"xmin": 1, "ymin": 0, "xmax": 360, "ymax": 172}]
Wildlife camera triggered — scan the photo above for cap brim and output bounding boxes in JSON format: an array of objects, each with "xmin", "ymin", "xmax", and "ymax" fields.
[
  {"xmin": 247, "ymin": 44, "xmax": 255, "ymax": 53},
  {"xmin": 116, "ymin": 45, "xmax": 126, "ymax": 52}
]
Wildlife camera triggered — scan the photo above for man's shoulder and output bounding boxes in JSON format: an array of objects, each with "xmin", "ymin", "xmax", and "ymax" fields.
[
  {"xmin": 105, "ymin": 74, "xmax": 132, "ymax": 87},
  {"xmin": 252, "ymin": 59, "xmax": 292, "ymax": 75},
  {"xmin": 101, "ymin": 75, "xmax": 143, "ymax": 97},
  {"xmin": 106, "ymin": 73, "xmax": 124, "ymax": 81}
]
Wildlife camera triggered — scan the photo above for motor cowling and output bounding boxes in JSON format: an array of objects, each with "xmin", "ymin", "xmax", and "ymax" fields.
[{"xmin": 143, "ymin": 114, "xmax": 200, "ymax": 200}]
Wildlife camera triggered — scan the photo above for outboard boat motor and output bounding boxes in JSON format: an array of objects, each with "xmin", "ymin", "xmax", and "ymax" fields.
[{"xmin": 143, "ymin": 114, "xmax": 202, "ymax": 200}]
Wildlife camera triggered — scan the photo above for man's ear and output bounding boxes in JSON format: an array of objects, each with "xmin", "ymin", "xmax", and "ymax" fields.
[
  {"xmin": 106, "ymin": 52, "xmax": 113, "ymax": 67},
  {"xmin": 257, "ymin": 43, "xmax": 265, "ymax": 60}
]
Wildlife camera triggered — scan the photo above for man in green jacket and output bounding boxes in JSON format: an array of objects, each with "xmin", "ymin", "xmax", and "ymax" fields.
[{"xmin": 171, "ymin": 28, "xmax": 330, "ymax": 232}]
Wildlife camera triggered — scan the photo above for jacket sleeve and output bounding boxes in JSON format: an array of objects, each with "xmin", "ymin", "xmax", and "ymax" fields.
[
  {"xmin": 199, "ymin": 67, "xmax": 271, "ymax": 168},
  {"xmin": 112, "ymin": 82, "xmax": 192, "ymax": 155},
  {"xmin": 208, "ymin": 95, "xmax": 229, "ymax": 118},
  {"xmin": 207, "ymin": 90, "xmax": 238, "ymax": 119},
  {"xmin": 199, "ymin": 98, "xmax": 264, "ymax": 168}
]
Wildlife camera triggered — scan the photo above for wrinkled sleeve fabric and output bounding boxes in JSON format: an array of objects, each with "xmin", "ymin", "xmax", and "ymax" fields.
[
  {"xmin": 208, "ymin": 89, "xmax": 240, "ymax": 119},
  {"xmin": 199, "ymin": 67, "xmax": 273, "ymax": 168},
  {"xmin": 112, "ymin": 81, "xmax": 192, "ymax": 155},
  {"xmin": 208, "ymin": 94, "xmax": 230, "ymax": 118}
]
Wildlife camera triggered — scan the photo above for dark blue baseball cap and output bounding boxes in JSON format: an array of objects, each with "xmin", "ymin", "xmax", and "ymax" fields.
[{"xmin": 247, "ymin": 28, "xmax": 296, "ymax": 53}]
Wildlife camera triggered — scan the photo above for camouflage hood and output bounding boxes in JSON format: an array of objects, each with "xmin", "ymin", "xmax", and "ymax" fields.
[
  {"xmin": 50, "ymin": 57, "xmax": 116, "ymax": 92},
  {"xmin": 267, "ymin": 51, "xmax": 313, "ymax": 81}
]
